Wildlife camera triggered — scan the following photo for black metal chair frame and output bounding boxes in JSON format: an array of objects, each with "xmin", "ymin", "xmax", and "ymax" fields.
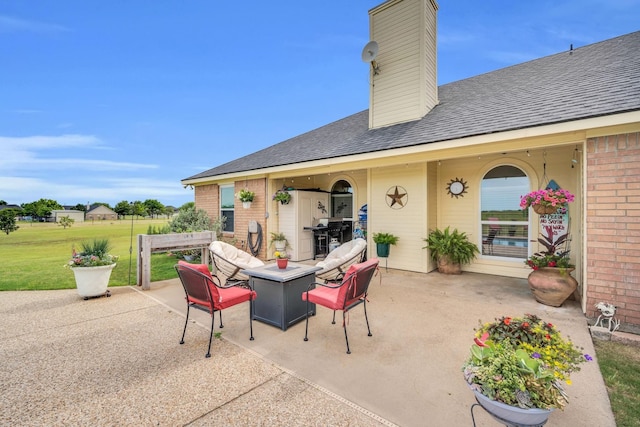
[
  {"xmin": 483, "ymin": 228, "xmax": 499, "ymax": 255},
  {"xmin": 303, "ymin": 260, "xmax": 379, "ymax": 354},
  {"xmin": 175, "ymin": 264, "xmax": 254, "ymax": 358}
]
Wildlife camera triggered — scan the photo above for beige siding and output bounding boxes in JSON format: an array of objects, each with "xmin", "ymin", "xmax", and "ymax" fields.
[
  {"xmin": 369, "ymin": 0, "xmax": 437, "ymax": 129},
  {"xmin": 369, "ymin": 163, "xmax": 429, "ymax": 272},
  {"xmin": 426, "ymin": 161, "xmax": 438, "ymax": 271},
  {"xmin": 433, "ymin": 148, "xmax": 582, "ymax": 279}
]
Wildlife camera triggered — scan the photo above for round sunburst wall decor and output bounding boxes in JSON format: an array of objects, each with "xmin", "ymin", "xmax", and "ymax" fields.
[{"xmin": 447, "ymin": 177, "xmax": 468, "ymax": 198}]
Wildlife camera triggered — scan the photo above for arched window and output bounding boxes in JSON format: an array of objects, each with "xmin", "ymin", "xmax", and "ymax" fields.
[
  {"xmin": 330, "ymin": 180, "xmax": 353, "ymax": 219},
  {"xmin": 480, "ymin": 166, "xmax": 529, "ymax": 259}
]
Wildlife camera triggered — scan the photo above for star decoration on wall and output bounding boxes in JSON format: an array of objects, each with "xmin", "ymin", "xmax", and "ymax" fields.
[{"xmin": 386, "ymin": 186, "xmax": 408, "ymax": 209}]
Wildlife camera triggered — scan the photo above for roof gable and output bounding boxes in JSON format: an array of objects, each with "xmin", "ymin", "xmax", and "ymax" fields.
[{"xmin": 86, "ymin": 205, "xmax": 116, "ymax": 215}]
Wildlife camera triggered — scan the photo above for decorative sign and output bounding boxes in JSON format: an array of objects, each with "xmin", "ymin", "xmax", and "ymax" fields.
[
  {"xmin": 386, "ymin": 186, "xmax": 408, "ymax": 209},
  {"xmin": 539, "ymin": 212, "xmax": 569, "ymax": 244}
]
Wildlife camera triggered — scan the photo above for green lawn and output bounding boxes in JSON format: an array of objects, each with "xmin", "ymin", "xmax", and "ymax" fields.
[
  {"xmin": 594, "ymin": 340, "xmax": 640, "ymax": 427},
  {"xmin": 0, "ymin": 218, "xmax": 179, "ymax": 290}
]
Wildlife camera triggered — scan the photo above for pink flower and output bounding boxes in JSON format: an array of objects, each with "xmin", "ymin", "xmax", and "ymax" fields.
[{"xmin": 474, "ymin": 332, "xmax": 490, "ymax": 347}]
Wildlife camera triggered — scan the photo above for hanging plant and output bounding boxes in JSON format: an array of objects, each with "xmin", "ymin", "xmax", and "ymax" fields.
[
  {"xmin": 273, "ymin": 188, "xmax": 291, "ymax": 205},
  {"xmin": 237, "ymin": 189, "xmax": 255, "ymax": 203},
  {"xmin": 520, "ymin": 188, "xmax": 574, "ymax": 215}
]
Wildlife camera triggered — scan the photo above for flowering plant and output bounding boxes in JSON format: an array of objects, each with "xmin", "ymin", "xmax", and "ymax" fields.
[
  {"xmin": 520, "ymin": 188, "xmax": 574, "ymax": 213},
  {"xmin": 237, "ymin": 189, "xmax": 255, "ymax": 202},
  {"xmin": 525, "ymin": 226, "xmax": 573, "ymax": 270},
  {"xmin": 463, "ymin": 314, "xmax": 590, "ymax": 410},
  {"xmin": 273, "ymin": 251, "xmax": 289, "ymax": 259},
  {"xmin": 66, "ymin": 238, "xmax": 118, "ymax": 268},
  {"xmin": 272, "ymin": 188, "xmax": 291, "ymax": 204}
]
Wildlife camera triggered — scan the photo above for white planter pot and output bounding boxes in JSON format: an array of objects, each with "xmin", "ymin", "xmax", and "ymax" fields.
[
  {"xmin": 71, "ymin": 264, "xmax": 116, "ymax": 298},
  {"xmin": 274, "ymin": 241, "xmax": 286, "ymax": 252},
  {"xmin": 242, "ymin": 201, "xmax": 252, "ymax": 209}
]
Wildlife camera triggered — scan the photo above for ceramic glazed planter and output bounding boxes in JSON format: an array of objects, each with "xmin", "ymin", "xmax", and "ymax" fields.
[
  {"xmin": 473, "ymin": 390, "xmax": 553, "ymax": 426},
  {"xmin": 276, "ymin": 258, "xmax": 288, "ymax": 269},
  {"xmin": 528, "ymin": 267, "xmax": 578, "ymax": 307},
  {"xmin": 376, "ymin": 243, "xmax": 390, "ymax": 258},
  {"xmin": 72, "ymin": 264, "xmax": 116, "ymax": 299}
]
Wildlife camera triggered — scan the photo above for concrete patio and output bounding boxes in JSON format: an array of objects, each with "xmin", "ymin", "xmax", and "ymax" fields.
[{"xmin": 1, "ymin": 267, "xmax": 615, "ymax": 426}]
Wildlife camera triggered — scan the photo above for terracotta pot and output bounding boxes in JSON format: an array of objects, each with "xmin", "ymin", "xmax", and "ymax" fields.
[
  {"xmin": 437, "ymin": 256, "xmax": 462, "ymax": 275},
  {"xmin": 276, "ymin": 258, "xmax": 288, "ymax": 269},
  {"xmin": 532, "ymin": 204, "xmax": 558, "ymax": 215},
  {"xmin": 528, "ymin": 267, "xmax": 578, "ymax": 307}
]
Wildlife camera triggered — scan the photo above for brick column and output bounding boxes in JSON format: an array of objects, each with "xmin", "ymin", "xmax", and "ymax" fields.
[{"xmin": 586, "ymin": 132, "xmax": 640, "ymax": 332}]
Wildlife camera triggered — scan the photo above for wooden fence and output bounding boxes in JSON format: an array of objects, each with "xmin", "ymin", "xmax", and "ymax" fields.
[{"xmin": 137, "ymin": 231, "xmax": 216, "ymax": 290}]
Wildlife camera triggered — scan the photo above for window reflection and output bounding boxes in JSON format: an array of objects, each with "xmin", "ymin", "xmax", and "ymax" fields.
[{"xmin": 481, "ymin": 166, "xmax": 529, "ymax": 258}]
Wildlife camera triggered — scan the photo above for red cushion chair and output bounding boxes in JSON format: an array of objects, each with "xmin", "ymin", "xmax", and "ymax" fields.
[
  {"xmin": 302, "ymin": 258, "xmax": 379, "ymax": 354},
  {"xmin": 175, "ymin": 261, "xmax": 257, "ymax": 357}
]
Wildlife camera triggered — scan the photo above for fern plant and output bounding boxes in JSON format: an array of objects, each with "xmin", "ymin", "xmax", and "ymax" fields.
[{"xmin": 423, "ymin": 226, "xmax": 479, "ymax": 265}]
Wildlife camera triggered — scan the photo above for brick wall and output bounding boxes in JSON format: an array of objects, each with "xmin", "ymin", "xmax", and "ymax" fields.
[
  {"xmin": 233, "ymin": 179, "xmax": 268, "ymax": 259},
  {"xmin": 195, "ymin": 184, "xmax": 218, "ymax": 221},
  {"xmin": 194, "ymin": 179, "xmax": 268, "ymax": 259},
  {"xmin": 586, "ymin": 131, "xmax": 640, "ymax": 333}
]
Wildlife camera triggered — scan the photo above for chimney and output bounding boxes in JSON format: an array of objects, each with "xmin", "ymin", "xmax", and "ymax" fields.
[{"xmin": 367, "ymin": 0, "xmax": 438, "ymax": 129}]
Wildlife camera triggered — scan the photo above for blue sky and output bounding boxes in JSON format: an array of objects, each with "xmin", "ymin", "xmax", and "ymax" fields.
[{"xmin": 1, "ymin": 1, "xmax": 638, "ymax": 208}]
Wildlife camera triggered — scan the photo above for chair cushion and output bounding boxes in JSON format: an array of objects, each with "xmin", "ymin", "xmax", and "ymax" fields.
[
  {"xmin": 178, "ymin": 260, "xmax": 211, "ymax": 276},
  {"xmin": 215, "ymin": 286, "xmax": 257, "ymax": 310},
  {"xmin": 316, "ymin": 238, "xmax": 366, "ymax": 273},
  {"xmin": 302, "ymin": 286, "xmax": 342, "ymax": 310},
  {"xmin": 210, "ymin": 241, "xmax": 264, "ymax": 269},
  {"xmin": 178, "ymin": 260, "xmax": 256, "ymax": 309},
  {"xmin": 304, "ymin": 258, "xmax": 378, "ymax": 311}
]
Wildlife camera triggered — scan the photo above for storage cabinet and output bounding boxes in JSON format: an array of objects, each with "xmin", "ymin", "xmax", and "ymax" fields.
[{"xmin": 278, "ymin": 190, "xmax": 329, "ymax": 261}]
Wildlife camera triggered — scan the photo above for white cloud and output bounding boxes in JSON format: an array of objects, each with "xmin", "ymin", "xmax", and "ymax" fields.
[
  {"xmin": 0, "ymin": 134, "xmax": 157, "ymax": 171},
  {"xmin": 0, "ymin": 15, "xmax": 70, "ymax": 33}
]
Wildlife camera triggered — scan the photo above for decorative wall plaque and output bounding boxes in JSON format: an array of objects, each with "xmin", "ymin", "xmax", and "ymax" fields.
[{"xmin": 386, "ymin": 186, "xmax": 408, "ymax": 209}]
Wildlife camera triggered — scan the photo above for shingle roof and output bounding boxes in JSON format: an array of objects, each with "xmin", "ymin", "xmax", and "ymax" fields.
[{"xmin": 186, "ymin": 31, "xmax": 640, "ymax": 181}]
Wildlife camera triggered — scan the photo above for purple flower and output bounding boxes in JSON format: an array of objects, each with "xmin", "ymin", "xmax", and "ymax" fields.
[
  {"xmin": 532, "ymin": 352, "xmax": 541, "ymax": 359},
  {"xmin": 584, "ymin": 354, "xmax": 593, "ymax": 361}
]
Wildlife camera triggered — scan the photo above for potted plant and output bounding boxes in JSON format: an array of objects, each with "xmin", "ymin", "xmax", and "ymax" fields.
[
  {"xmin": 525, "ymin": 226, "xmax": 577, "ymax": 307},
  {"xmin": 463, "ymin": 314, "xmax": 591, "ymax": 425},
  {"xmin": 423, "ymin": 226, "xmax": 479, "ymax": 274},
  {"xmin": 273, "ymin": 188, "xmax": 291, "ymax": 205},
  {"xmin": 66, "ymin": 238, "xmax": 118, "ymax": 299},
  {"xmin": 237, "ymin": 189, "xmax": 255, "ymax": 209},
  {"xmin": 274, "ymin": 250, "xmax": 289, "ymax": 269},
  {"xmin": 520, "ymin": 188, "xmax": 574, "ymax": 215},
  {"xmin": 372, "ymin": 232, "xmax": 399, "ymax": 257},
  {"xmin": 269, "ymin": 232, "xmax": 289, "ymax": 252}
]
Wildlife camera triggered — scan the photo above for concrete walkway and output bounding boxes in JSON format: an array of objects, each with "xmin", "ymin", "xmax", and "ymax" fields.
[{"xmin": 1, "ymin": 269, "xmax": 615, "ymax": 426}]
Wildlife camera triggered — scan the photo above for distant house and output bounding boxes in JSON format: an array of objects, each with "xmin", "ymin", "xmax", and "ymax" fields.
[
  {"xmin": 50, "ymin": 209, "xmax": 85, "ymax": 223},
  {"xmin": 85, "ymin": 205, "xmax": 117, "ymax": 221},
  {"xmin": 182, "ymin": 1, "xmax": 640, "ymax": 331},
  {"xmin": 0, "ymin": 204, "xmax": 22, "ymax": 211}
]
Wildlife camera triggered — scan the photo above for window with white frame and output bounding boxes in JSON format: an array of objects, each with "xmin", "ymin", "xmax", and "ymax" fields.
[
  {"xmin": 480, "ymin": 165, "xmax": 529, "ymax": 258},
  {"xmin": 220, "ymin": 185, "xmax": 234, "ymax": 233}
]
